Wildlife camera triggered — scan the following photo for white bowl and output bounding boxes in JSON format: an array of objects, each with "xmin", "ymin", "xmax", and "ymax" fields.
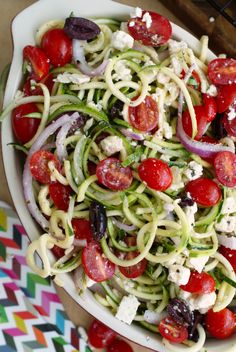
[{"xmin": 2, "ymin": 0, "xmax": 236, "ymax": 350}]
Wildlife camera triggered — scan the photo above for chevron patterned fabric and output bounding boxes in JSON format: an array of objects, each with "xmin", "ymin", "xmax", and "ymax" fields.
[{"xmin": 0, "ymin": 201, "xmax": 92, "ymax": 352}]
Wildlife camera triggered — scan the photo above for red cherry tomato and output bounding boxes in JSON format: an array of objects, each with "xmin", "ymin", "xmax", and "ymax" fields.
[
  {"xmin": 219, "ymin": 246, "xmax": 236, "ymax": 272},
  {"xmin": 23, "ymin": 73, "xmax": 54, "ymax": 96},
  {"xmin": 23, "ymin": 45, "xmax": 50, "ymax": 81},
  {"xmin": 107, "ymin": 339, "xmax": 134, "ymax": 352},
  {"xmin": 180, "ymin": 271, "xmax": 216, "ymax": 294},
  {"xmin": 181, "ymin": 69, "xmax": 201, "ymax": 90},
  {"xmin": 96, "ymin": 158, "xmax": 133, "ymax": 191},
  {"xmin": 119, "ymin": 251, "xmax": 147, "ymax": 279},
  {"xmin": 182, "ymin": 106, "xmax": 208, "ymax": 140},
  {"xmin": 71, "ymin": 218, "xmax": 93, "ymax": 243},
  {"xmin": 11, "ymin": 103, "xmax": 40, "ymax": 144},
  {"xmin": 216, "ymin": 84, "xmax": 236, "ymax": 113},
  {"xmin": 49, "ymin": 182, "xmax": 71, "ymax": 211},
  {"xmin": 127, "ymin": 10, "xmax": 172, "ymax": 46},
  {"xmin": 159, "ymin": 316, "xmax": 188, "ymax": 343},
  {"xmin": 205, "ymin": 308, "xmax": 236, "ymax": 339},
  {"xmin": 51, "ymin": 245, "xmax": 65, "ymax": 258},
  {"xmin": 222, "ymin": 106, "xmax": 236, "ymax": 137},
  {"xmin": 214, "ymin": 151, "xmax": 236, "ymax": 188},
  {"xmin": 185, "ymin": 177, "xmax": 221, "ymax": 207},
  {"xmin": 208, "ymin": 58, "xmax": 236, "ymax": 85},
  {"xmin": 202, "ymin": 94, "xmax": 217, "ymax": 122},
  {"xmin": 41, "ymin": 28, "xmax": 72, "ymax": 67},
  {"xmin": 88, "ymin": 319, "xmax": 117, "ymax": 348},
  {"xmin": 81, "ymin": 241, "xmax": 115, "ymax": 282},
  {"xmin": 29, "ymin": 150, "xmax": 61, "ymax": 184},
  {"xmin": 138, "ymin": 158, "xmax": 172, "ymax": 191},
  {"xmin": 128, "ymin": 96, "xmax": 159, "ymax": 132}
]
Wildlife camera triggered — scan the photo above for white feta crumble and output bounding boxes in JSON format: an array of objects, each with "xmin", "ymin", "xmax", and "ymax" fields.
[
  {"xmin": 206, "ymin": 84, "xmax": 217, "ymax": 97},
  {"xmin": 164, "ymin": 203, "xmax": 175, "ymax": 213},
  {"xmin": 165, "ymin": 82, "xmax": 179, "ymax": 105},
  {"xmin": 54, "ymin": 72, "xmax": 90, "ymax": 84},
  {"xmin": 221, "ymin": 196, "xmax": 236, "ymax": 215},
  {"xmin": 215, "ymin": 215, "xmax": 236, "ymax": 233},
  {"xmin": 168, "ymin": 265, "xmax": 191, "ymax": 286},
  {"xmin": 169, "ymin": 166, "xmax": 184, "ymax": 191},
  {"xmin": 227, "ymin": 105, "xmax": 236, "ymax": 121},
  {"xmin": 144, "ymin": 310, "xmax": 166, "ymax": 324},
  {"xmin": 186, "ymin": 256, "xmax": 209, "ymax": 273},
  {"xmin": 168, "ymin": 39, "xmax": 188, "ymax": 55},
  {"xmin": 218, "ymin": 234, "xmax": 236, "ymax": 250},
  {"xmin": 115, "ymin": 295, "xmax": 140, "ymax": 325},
  {"xmin": 100, "ymin": 135, "xmax": 123, "ymax": 156},
  {"xmin": 184, "ymin": 161, "xmax": 203, "ymax": 181},
  {"xmin": 163, "ymin": 253, "xmax": 185, "ymax": 267},
  {"xmin": 157, "ymin": 72, "xmax": 170, "ymax": 85},
  {"xmin": 130, "ymin": 7, "xmax": 142, "ymax": 18},
  {"xmin": 142, "ymin": 12, "xmax": 152, "ymax": 28},
  {"xmin": 184, "ymin": 202, "xmax": 198, "ymax": 228},
  {"xmin": 163, "ymin": 121, "xmax": 173, "ymax": 139},
  {"xmin": 171, "ymin": 56, "xmax": 183, "ymax": 75},
  {"xmin": 179, "ymin": 290, "xmax": 216, "ymax": 314},
  {"xmin": 113, "ymin": 60, "xmax": 132, "ymax": 81},
  {"xmin": 111, "ymin": 30, "xmax": 134, "ymax": 51}
]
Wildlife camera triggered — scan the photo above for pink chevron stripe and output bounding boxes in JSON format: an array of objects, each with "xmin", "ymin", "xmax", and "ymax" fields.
[
  {"xmin": 41, "ymin": 291, "xmax": 61, "ymax": 315},
  {"xmin": 0, "ymin": 237, "xmax": 20, "ymax": 249},
  {"xmin": 2, "ymin": 268, "xmax": 18, "ymax": 280},
  {"xmin": 4, "ymin": 282, "xmax": 19, "ymax": 291},
  {"xmin": 14, "ymin": 255, "xmax": 27, "ymax": 266},
  {"xmin": 14, "ymin": 224, "xmax": 27, "ymax": 236},
  {"xmin": 4, "ymin": 328, "xmax": 26, "ymax": 336}
]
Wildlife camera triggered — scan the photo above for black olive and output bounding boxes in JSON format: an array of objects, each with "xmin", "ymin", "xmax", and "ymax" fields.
[
  {"xmin": 179, "ymin": 195, "xmax": 195, "ymax": 207},
  {"xmin": 64, "ymin": 17, "xmax": 101, "ymax": 40},
  {"xmin": 188, "ymin": 311, "xmax": 203, "ymax": 342},
  {"xmin": 211, "ymin": 113, "xmax": 227, "ymax": 140},
  {"xmin": 89, "ymin": 201, "xmax": 107, "ymax": 241},
  {"xmin": 68, "ymin": 114, "xmax": 86, "ymax": 135},
  {"xmin": 109, "ymin": 100, "xmax": 124, "ymax": 119},
  {"xmin": 167, "ymin": 298, "xmax": 194, "ymax": 327}
]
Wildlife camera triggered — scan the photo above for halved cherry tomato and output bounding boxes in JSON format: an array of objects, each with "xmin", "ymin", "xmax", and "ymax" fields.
[
  {"xmin": 81, "ymin": 240, "xmax": 115, "ymax": 282},
  {"xmin": 159, "ymin": 316, "xmax": 188, "ymax": 343},
  {"xmin": 182, "ymin": 106, "xmax": 208, "ymax": 140},
  {"xmin": 49, "ymin": 182, "xmax": 71, "ymax": 211},
  {"xmin": 222, "ymin": 106, "xmax": 236, "ymax": 137},
  {"xmin": 202, "ymin": 94, "xmax": 217, "ymax": 122},
  {"xmin": 128, "ymin": 96, "xmax": 158, "ymax": 132},
  {"xmin": 11, "ymin": 103, "xmax": 40, "ymax": 144},
  {"xmin": 216, "ymin": 84, "xmax": 236, "ymax": 113},
  {"xmin": 29, "ymin": 150, "xmax": 61, "ymax": 184},
  {"xmin": 107, "ymin": 339, "xmax": 134, "ymax": 352},
  {"xmin": 219, "ymin": 246, "xmax": 236, "ymax": 272},
  {"xmin": 127, "ymin": 10, "xmax": 172, "ymax": 46},
  {"xmin": 138, "ymin": 158, "xmax": 172, "ymax": 191},
  {"xmin": 41, "ymin": 29, "xmax": 72, "ymax": 67},
  {"xmin": 96, "ymin": 158, "xmax": 133, "ymax": 191},
  {"xmin": 23, "ymin": 73, "xmax": 54, "ymax": 96},
  {"xmin": 71, "ymin": 218, "xmax": 93, "ymax": 243},
  {"xmin": 88, "ymin": 319, "xmax": 117, "ymax": 348},
  {"xmin": 185, "ymin": 177, "xmax": 221, "ymax": 207},
  {"xmin": 23, "ymin": 45, "xmax": 50, "ymax": 81},
  {"xmin": 214, "ymin": 151, "xmax": 236, "ymax": 188},
  {"xmin": 51, "ymin": 245, "xmax": 65, "ymax": 258},
  {"xmin": 208, "ymin": 58, "xmax": 236, "ymax": 85},
  {"xmin": 205, "ymin": 308, "xmax": 236, "ymax": 339},
  {"xmin": 180, "ymin": 271, "xmax": 216, "ymax": 294}
]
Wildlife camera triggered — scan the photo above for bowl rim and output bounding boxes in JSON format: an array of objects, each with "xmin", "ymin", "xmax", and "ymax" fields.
[{"xmin": 2, "ymin": 0, "xmax": 236, "ymax": 351}]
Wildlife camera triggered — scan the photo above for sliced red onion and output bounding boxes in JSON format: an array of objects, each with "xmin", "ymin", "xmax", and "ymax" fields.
[
  {"xmin": 72, "ymin": 39, "xmax": 108, "ymax": 77},
  {"xmin": 56, "ymin": 117, "xmax": 81, "ymax": 161},
  {"xmin": 112, "ymin": 218, "xmax": 136, "ymax": 232},
  {"xmin": 23, "ymin": 112, "xmax": 81, "ymax": 230},
  {"xmin": 120, "ymin": 128, "xmax": 145, "ymax": 141},
  {"xmin": 73, "ymin": 238, "xmax": 87, "ymax": 247}
]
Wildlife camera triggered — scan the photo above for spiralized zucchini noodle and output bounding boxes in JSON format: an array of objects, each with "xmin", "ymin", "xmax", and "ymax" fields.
[{"xmin": 2, "ymin": 8, "xmax": 236, "ymax": 352}]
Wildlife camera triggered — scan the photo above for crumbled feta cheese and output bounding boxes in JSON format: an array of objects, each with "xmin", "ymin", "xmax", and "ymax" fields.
[
  {"xmin": 184, "ymin": 161, "xmax": 203, "ymax": 181},
  {"xmin": 227, "ymin": 105, "xmax": 236, "ymax": 121},
  {"xmin": 179, "ymin": 290, "xmax": 216, "ymax": 314},
  {"xmin": 168, "ymin": 265, "xmax": 191, "ymax": 286},
  {"xmin": 187, "ymin": 256, "xmax": 209, "ymax": 273},
  {"xmin": 168, "ymin": 39, "xmax": 188, "ymax": 55},
  {"xmin": 184, "ymin": 202, "xmax": 198, "ymax": 228},
  {"xmin": 163, "ymin": 254, "xmax": 185, "ymax": 267},
  {"xmin": 169, "ymin": 166, "xmax": 184, "ymax": 191},
  {"xmin": 165, "ymin": 82, "xmax": 179, "ymax": 105},
  {"xmin": 162, "ymin": 121, "xmax": 173, "ymax": 139},
  {"xmin": 215, "ymin": 215, "xmax": 236, "ymax": 233},
  {"xmin": 171, "ymin": 56, "xmax": 183, "ymax": 75},
  {"xmin": 100, "ymin": 136, "xmax": 123, "ymax": 156},
  {"xmin": 142, "ymin": 12, "xmax": 152, "ymax": 28},
  {"xmin": 221, "ymin": 196, "xmax": 236, "ymax": 215},
  {"xmin": 54, "ymin": 72, "xmax": 90, "ymax": 84},
  {"xmin": 115, "ymin": 295, "xmax": 140, "ymax": 325},
  {"xmin": 113, "ymin": 60, "xmax": 132, "ymax": 81},
  {"xmin": 87, "ymin": 101, "xmax": 103, "ymax": 111},
  {"xmin": 164, "ymin": 203, "xmax": 175, "ymax": 213},
  {"xmin": 206, "ymin": 84, "xmax": 217, "ymax": 97},
  {"xmin": 144, "ymin": 310, "xmax": 166, "ymax": 324},
  {"xmin": 130, "ymin": 7, "xmax": 142, "ymax": 18},
  {"xmin": 111, "ymin": 30, "xmax": 134, "ymax": 51},
  {"xmin": 157, "ymin": 72, "xmax": 170, "ymax": 85},
  {"xmin": 218, "ymin": 234, "xmax": 236, "ymax": 250}
]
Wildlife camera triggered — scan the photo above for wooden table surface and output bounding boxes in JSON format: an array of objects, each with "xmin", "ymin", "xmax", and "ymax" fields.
[{"xmin": 0, "ymin": 1, "xmax": 186, "ymax": 350}]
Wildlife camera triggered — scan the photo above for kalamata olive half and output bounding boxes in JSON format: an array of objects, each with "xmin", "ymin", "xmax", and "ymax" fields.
[
  {"xmin": 89, "ymin": 201, "xmax": 107, "ymax": 241},
  {"xmin": 167, "ymin": 298, "xmax": 193, "ymax": 327},
  {"xmin": 64, "ymin": 17, "xmax": 101, "ymax": 40}
]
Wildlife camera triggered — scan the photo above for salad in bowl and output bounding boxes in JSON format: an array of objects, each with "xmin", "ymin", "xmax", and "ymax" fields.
[{"xmin": 1, "ymin": 0, "xmax": 236, "ymax": 351}]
